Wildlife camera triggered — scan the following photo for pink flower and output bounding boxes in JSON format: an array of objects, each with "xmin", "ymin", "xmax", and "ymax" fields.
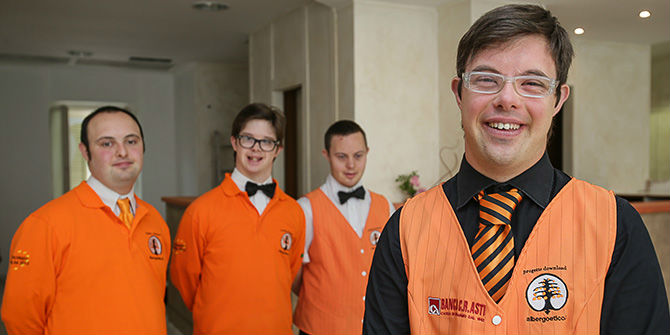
[{"xmin": 410, "ymin": 175, "xmax": 420, "ymax": 187}]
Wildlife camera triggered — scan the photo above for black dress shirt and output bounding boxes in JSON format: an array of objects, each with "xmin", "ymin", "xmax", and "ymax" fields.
[{"xmin": 363, "ymin": 154, "xmax": 670, "ymax": 334}]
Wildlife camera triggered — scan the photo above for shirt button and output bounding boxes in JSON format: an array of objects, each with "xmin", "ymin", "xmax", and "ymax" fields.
[
  {"xmin": 360, "ymin": 249, "xmax": 365, "ymax": 254},
  {"xmin": 362, "ymin": 271, "xmax": 367, "ymax": 276},
  {"xmin": 492, "ymin": 315, "xmax": 502, "ymax": 325},
  {"xmin": 362, "ymin": 296, "xmax": 366, "ymax": 301}
]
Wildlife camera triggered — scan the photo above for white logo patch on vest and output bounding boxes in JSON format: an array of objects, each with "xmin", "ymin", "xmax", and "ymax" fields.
[
  {"xmin": 526, "ymin": 273, "xmax": 568, "ymax": 314},
  {"xmin": 281, "ymin": 232, "xmax": 293, "ymax": 251},
  {"xmin": 369, "ymin": 230, "xmax": 381, "ymax": 246},
  {"xmin": 148, "ymin": 235, "xmax": 162, "ymax": 255}
]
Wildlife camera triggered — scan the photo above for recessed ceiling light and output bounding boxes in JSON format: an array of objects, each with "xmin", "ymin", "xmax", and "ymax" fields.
[
  {"xmin": 639, "ymin": 10, "xmax": 651, "ymax": 19},
  {"xmin": 192, "ymin": 1, "xmax": 229, "ymax": 11},
  {"xmin": 574, "ymin": 28, "xmax": 585, "ymax": 35}
]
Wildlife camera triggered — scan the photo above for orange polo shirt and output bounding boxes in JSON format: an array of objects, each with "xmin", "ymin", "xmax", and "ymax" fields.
[
  {"xmin": 170, "ymin": 174, "xmax": 305, "ymax": 334},
  {"xmin": 400, "ymin": 179, "xmax": 616, "ymax": 334},
  {"xmin": 294, "ymin": 189, "xmax": 389, "ymax": 334},
  {"xmin": 1, "ymin": 182, "xmax": 170, "ymax": 335}
]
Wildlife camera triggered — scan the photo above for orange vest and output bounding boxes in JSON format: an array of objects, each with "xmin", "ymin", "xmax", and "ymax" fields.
[
  {"xmin": 400, "ymin": 179, "xmax": 616, "ymax": 334},
  {"xmin": 1, "ymin": 182, "xmax": 170, "ymax": 335},
  {"xmin": 169, "ymin": 174, "xmax": 305, "ymax": 335},
  {"xmin": 294, "ymin": 189, "xmax": 389, "ymax": 334}
]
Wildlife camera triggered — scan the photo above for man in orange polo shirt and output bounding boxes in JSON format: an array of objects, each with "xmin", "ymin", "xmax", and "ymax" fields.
[
  {"xmin": 293, "ymin": 120, "xmax": 395, "ymax": 334},
  {"xmin": 1, "ymin": 106, "xmax": 170, "ymax": 334},
  {"xmin": 170, "ymin": 103, "xmax": 305, "ymax": 334}
]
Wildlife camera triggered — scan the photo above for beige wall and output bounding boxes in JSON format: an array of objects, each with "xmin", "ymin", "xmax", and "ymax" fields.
[
  {"xmin": 250, "ymin": 3, "xmax": 337, "ymax": 195},
  {"xmin": 174, "ymin": 62, "xmax": 249, "ymax": 196},
  {"xmin": 650, "ymin": 42, "xmax": 670, "ymax": 187},
  {"xmin": 353, "ymin": 1, "xmax": 440, "ymax": 201},
  {"xmin": 569, "ymin": 39, "xmax": 650, "ymax": 194}
]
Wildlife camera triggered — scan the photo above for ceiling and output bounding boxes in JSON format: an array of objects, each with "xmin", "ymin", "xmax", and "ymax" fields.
[{"xmin": 1, "ymin": 0, "xmax": 668, "ymax": 68}]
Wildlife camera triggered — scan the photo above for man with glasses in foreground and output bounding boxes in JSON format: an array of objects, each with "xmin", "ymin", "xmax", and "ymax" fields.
[
  {"xmin": 364, "ymin": 4, "xmax": 669, "ymax": 334},
  {"xmin": 170, "ymin": 103, "xmax": 305, "ymax": 334}
]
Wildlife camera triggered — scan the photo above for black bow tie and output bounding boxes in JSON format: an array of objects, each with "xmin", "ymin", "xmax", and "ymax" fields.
[
  {"xmin": 245, "ymin": 181, "xmax": 276, "ymax": 199},
  {"xmin": 338, "ymin": 186, "xmax": 365, "ymax": 204}
]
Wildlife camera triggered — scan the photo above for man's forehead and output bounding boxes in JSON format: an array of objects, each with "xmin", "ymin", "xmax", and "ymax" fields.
[
  {"xmin": 466, "ymin": 35, "xmax": 556, "ymax": 76},
  {"xmin": 330, "ymin": 133, "xmax": 366, "ymax": 149},
  {"xmin": 88, "ymin": 112, "xmax": 140, "ymax": 137}
]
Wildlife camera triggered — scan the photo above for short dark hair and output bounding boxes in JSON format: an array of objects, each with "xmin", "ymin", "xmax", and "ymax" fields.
[
  {"xmin": 231, "ymin": 103, "xmax": 286, "ymax": 145},
  {"xmin": 456, "ymin": 4, "xmax": 574, "ymax": 102},
  {"xmin": 80, "ymin": 106, "xmax": 145, "ymax": 158},
  {"xmin": 324, "ymin": 120, "xmax": 368, "ymax": 152}
]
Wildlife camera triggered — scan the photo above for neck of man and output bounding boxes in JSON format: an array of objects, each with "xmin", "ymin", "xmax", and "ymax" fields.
[{"xmin": 465, "ymin": 152, "xmax": 543, "ymax": 183}]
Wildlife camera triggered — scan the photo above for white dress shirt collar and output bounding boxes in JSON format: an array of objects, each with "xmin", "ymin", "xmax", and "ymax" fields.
[
  {"xmin": 231, "ymin": 168, "xmax": 274, "ymax": 215},
  {"xmin": 86, "ymin": 176, "xmax": 136, "ymax": 216},
  {"xmin": 323, "ymin": 174, "xmax": 366, "ymax": 202}
]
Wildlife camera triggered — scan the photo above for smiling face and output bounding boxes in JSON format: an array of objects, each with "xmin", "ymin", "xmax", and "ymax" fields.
[
  {"xmin": 79, "ymin": 112, "xmax": 144, "ymax": 194},
  {"xmin": 452, "ymin": 34, "xmax": 569, "ymax": 182},
  {"xmin": 231, "ymin": 119, "xmax": 282, "ymax": 183},
  {"xmin": 323, "ymin": 132, "xmax": 369, "ymax": 188}
]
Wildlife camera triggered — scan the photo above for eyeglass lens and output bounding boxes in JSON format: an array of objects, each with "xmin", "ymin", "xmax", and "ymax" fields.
[
  {"xmin": 467, "ymin": 72, "xmax": 554, "ymax": 98},
  {"xmin": 238, "ymin": 135, "xmax": 277, "ymax": 151}
]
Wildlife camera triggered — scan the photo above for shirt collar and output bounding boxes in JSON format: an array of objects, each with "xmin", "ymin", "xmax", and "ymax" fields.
[
  {"xmin": 231, "ymin": 168, "xmax": 273, "ymax": 192},
  {"xmin": 86, "ymin": 175, "xmax": 136, "ymax": 213},
  {"xmin": 456, "ymin": 153, "xmax": 554, "ymax": 209},
  {"xmin": 325, "ymin": 174, "xmax": 365, "ymax": 194}
]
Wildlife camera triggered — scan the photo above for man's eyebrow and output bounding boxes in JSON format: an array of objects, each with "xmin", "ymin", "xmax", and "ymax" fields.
[
  {"xmin": 471, "ymin": 65, "xmax": 499, "ymax": 73},
  {"xmin": 240, "ymin": 132, "xmax": 277, "ymax": 141},
  {"xmin": 469, "ymin": 66, "xmax": 551, "ymax": 78},
  {"xmin": 521, "ymin": 69, "xmax": 551, "ymax": 77},
  {"xmin": 94, "ymin": 136, "xmax": 115, "ymax": 142}
]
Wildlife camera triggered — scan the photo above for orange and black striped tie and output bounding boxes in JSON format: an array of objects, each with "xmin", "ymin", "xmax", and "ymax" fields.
[{"xmin": 471, "ymin": 188, "xmax": 523, "ymax": 302}]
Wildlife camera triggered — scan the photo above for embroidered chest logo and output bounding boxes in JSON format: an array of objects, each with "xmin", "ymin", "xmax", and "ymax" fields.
[
  {"xmin": 369, "ymin": 230, "xmax": 381, "ymax": 246},
  {"xmin": 10, "ymin": 249, "xmax": 30, "ymax": 271},
  {"xmin": 173, "ymin": 238, "xmax": 187, "ymax": 255},
  {"xmin": 526, "ymin": 273, "xmax": 568, "ymax": 314},
  {"xmin": 426, "ymin": 296, "xmax": 487, "ymax": 322},
  {"xmin": 280, "ymin": 232, "xmax": 293, "ymax": 251},
  {"xmin": 147, "ymin": 235, "xmax": 163, "ymax": 259},
  {"xmin": 428, "ymin": 297, "xmax": 441, "ymax": 315}
]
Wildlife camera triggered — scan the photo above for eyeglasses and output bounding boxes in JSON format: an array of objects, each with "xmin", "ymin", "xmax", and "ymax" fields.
[
  {"xmin": 236, "ymin": 135, "xmax": 280, "ymax": 152},
  {"xmin": 462, "ymin": 71, "xmax": 558, "ymax": 98}
]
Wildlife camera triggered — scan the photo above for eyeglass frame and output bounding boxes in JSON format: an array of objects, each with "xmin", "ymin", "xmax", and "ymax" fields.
[
  {"xmin": 235, "ymin": 135, "xmax": 280, "ymax": 152},
  {"xmin": 462, "ymin": 71, "xmax": 558, "ymax": 98}
]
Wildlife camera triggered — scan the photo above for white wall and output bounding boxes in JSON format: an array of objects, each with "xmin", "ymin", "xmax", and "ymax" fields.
[
  {"xmin": 570, "ymin": 39, "xmax": 651, "ymax": 194},
  {"xmin": 174, "ymin": 62, "xmax": 249, "ymax": 196},
  {"xmin": 353, "ymin": 0, "xmax": 440, "ymax": 201},
  {"xmin": 250, "ymin": 2, "xmax": 337, "ymax": 195},
  {"xmin": 0, "ymin": 63, "xmax": 177, "ymax": 276}
]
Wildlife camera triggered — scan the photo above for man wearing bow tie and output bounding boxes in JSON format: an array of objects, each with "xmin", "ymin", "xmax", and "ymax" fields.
[
  {"xmin": 292, "ymin": 120, "xmax": 395, "ymax": 335},
  {"xmin": 170, "ymin": 103, "xmax": 305, "ymax": 334}
]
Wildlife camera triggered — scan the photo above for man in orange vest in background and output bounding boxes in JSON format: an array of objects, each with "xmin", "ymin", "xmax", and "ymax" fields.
[
  {"xmin": 2, "ymin": 106, "xmax": 170, "ymax": 334},
  {"xmin": 364, "ymin": 4, "xmax": 669, "ymax": 334},
  {"xmin": 170, "ymin": 103, "xmax": 305, "ymax": 334},
  {"xmin": 293, "ymin": 120, "xmax": 395, "ymax": 334}
]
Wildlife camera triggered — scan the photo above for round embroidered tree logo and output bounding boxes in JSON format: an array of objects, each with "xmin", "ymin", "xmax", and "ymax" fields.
[{"xmin": 526, "ymin": 273, "xmax": 568, "ymax": 314}]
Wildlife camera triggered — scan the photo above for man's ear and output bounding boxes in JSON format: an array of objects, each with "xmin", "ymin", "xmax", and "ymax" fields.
[
  {"xmin": 553, "ymin": 84, "xmax": 570, "ymax": 117},
  {"xmin": 321, "ymin": 148, "xmax": 329, "ymax": 160},
  {"xmin": 78, "ymin": 143, "xmax": 90, "ymax": 161},
  {"xmin": 451, "ymin": 76, "xmax": 463, "ymax": 109}
]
